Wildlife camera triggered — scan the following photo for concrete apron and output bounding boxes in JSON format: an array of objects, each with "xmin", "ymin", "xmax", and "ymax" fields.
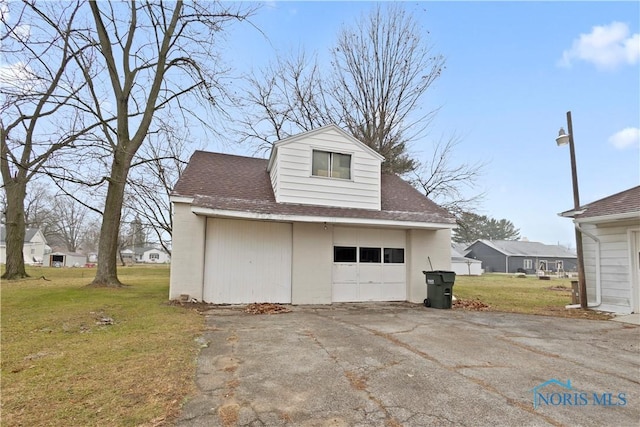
[
  {"xmin": 612, "ymin": 313, "xmax": 640, "ymax": 326},
  {"xmin": 176, "ymin": 303, "xmax": 640, "ymax": 427}
]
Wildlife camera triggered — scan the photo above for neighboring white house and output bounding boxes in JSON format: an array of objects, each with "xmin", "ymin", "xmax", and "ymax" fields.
[
  {"xmin": 561, "ymin": 185, "xmax": 640, "ymax": 314},
  {"xmin": 451, "ymin": 245, "xmax": 482, "ymax": 276},
  {"xmin": 120, "ymin": 246, "xmax": 171, "ymax": 264},
  {"xmin": 0, "ymin": 226, "xmax": 49, "ymax": 265},
  {"xmin": 135, "ymin": 246, "xmax": 171, "ymax": 263},
  {"xmin": 43, "ymin": 252, "xmax": 87, "ymax": 268},
  {"xmin": 169, "ymin": 124, "xmax": 456, "ymax": 304}
]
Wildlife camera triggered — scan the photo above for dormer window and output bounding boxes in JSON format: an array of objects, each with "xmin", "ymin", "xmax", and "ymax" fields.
[{"xmin": 312, "ymin": 150, "xmax": 351, "ymax": 180}]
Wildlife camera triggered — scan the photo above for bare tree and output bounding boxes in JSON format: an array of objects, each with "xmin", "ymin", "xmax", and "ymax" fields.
[
  {"xmin": 126, "ymin": 125, "xmax": 192, "ymax": 254},
  {"xmin": 23, "ymin": 181, "xmax": 54, "ymax": 234},
  {"xmin": 47, "ymin": 194, "xmax": 90, "ymax": 252},
  {"xmin": 236, "ymin": 52, "xmax": 332, "ymax": 153},
  {"xmin": 411, "ymin": 135, "xmax": 486, "ymax": 219},
  {"xmin": 238, "ymin": 4, "xmax": 445, "ymax": 174},
  {"xmin": 0, "ymin": 0, "xmax": 98, "ymax": 279},
  {"xmin": 79, "ymin": 1, "xmax": 256, "ymax": 286},
  {"xmin": 331, "ymin": 4, "xmax": 445, "ymax": 174}
]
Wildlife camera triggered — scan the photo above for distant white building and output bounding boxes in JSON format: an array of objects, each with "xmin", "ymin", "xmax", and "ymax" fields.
[
  {"xmin": 451, "ymin": 245, "xmax": 482, "ymax": 276},
  {"xmin": 121, "ymin": 246, "xmax": 171, "ymax": 264},
  {"xmin": 136, "ymin": 246, "xmax": 171, "ymax": 263},
  {"xmin": 0, "ymin": 226, "xmax": 49, "ymax": 265},
  {"xmin": 43, "ymin": 252, "xmax": 87, "ymax": 268}
]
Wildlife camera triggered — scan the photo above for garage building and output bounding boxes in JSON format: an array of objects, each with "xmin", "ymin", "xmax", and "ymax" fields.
[{"xmin": 169, "ymin": 125, "xmax": 456, "ymax": 304}]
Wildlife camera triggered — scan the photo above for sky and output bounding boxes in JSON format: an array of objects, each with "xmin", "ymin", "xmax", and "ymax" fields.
[{"xmin": 213, "ymin": 0, "xmax": 640, "ymax": 248}]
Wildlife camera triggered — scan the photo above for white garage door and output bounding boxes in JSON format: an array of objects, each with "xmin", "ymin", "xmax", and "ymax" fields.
[
  {"xmin": 332, "ymin": 227, "xmax": 406, "ymax": 302},
  {"xmin": 204, "ymin": 218, "xmax": 292, "ymax": 304}
]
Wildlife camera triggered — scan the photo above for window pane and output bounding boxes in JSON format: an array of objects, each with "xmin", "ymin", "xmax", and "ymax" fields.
[
  {"xmin": 334, "ymin": 246, "xmax": 357, "ymax": 262},
  {"xmin": 312, "ymin": 150, "xmax": 330, "ymax": 177},
  {"xmin": 384, "ymin": 248, "xmax": 404, "ymax": 263},
  {"xmin": 331, "ymin": 153, "xmax": 351, "ymax": 179},
  {"xmin": 359, "ymin": 247, "xmax": 381, "ymax": 263}
]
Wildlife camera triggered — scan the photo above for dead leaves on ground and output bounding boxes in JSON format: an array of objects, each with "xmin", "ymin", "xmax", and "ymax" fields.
[
  {"xmin": 244, "ymin": 303, "xmax": 291, "ymax": 315},
  {"xmin": 453, "ymin": 298, "xmax": 491, "ymax": 311}
]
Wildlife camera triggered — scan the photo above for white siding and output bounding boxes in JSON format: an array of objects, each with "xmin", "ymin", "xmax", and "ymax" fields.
[
  {"xmin": 142, "ymin": 249, "xmax": 171, "ymax": 263},
  {"xmin": 291, "ymin": 222, "xmax": 333, "ymax": 304},
  {"xmin": 270, "ymin": 153, "xmax": 279, "ymax": 201},
  {"xmin": 581, "ymin": 220, "xmax": 640, "ymax": 313},
  {"xmin": 204, "ymin": 218, "xmax": 292, "ymax": 304},
  {"xmin": 407, "ymin": 229, "xmax": 452, "ymax": 303},
  {"xmin": 269, "ymin": 127, "xmax": 382, "ymax": 210},
  {"xmin": 169, "ymin": 202, "xmax": 206, "ymax": 301}
]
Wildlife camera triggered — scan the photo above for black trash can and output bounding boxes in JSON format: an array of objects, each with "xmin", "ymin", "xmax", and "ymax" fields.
[{"xmin": 422, "ymin": 270, "xmax": 456, "ymax": 309}]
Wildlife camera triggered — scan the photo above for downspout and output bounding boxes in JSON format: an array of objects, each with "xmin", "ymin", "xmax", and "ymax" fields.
[
  {"xmin": 505, "ymin": 255, "xmax": 509, "ymax": 273},
  {"xmin": 565, "ymin": 222, "xmax": 602, "ymax": 309}
]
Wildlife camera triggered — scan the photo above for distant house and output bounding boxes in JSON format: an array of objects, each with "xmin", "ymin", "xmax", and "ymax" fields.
[
  {"xmin": 135, "ymin": 246, "xmax": 171, "ymax": 264},
  {"xmin": 465, "ymin": 239, "xmax": 577, "ymax": 274},
  {"xmin": 560, "ymin": 185, "xmax": 640, "ymax": 314},
  {"xmin": 120, "ymin": 246, "xmax": 171, "ymax": 264},
  {"xmin": 0, "ymin": 225, "xmax": 49, "ymax": 265},
  {"xmin": 451, "ymin": 244, "xmax": 482, "ymax": 276},
  {"xmin": 43, "ymin": 252, "xmax": 87, "ymax": 268}
]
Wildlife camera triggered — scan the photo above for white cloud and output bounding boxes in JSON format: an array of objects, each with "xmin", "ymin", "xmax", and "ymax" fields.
[
  {"xmin": 559, "ymin": 22, "xmax": 640, "ymax": 70},
  {"xmin": 608, "ymin": 127, "xmax": 640, "ymax": 149}
]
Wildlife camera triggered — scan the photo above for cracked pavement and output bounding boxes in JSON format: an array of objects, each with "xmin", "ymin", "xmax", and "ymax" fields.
[{"xmin": 175, "ymin": 303, "xmax": 640, "ymax": 426}]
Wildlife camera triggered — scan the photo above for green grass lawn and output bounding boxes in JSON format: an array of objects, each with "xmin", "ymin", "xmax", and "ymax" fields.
[
  {"xmin": 453, "ymin": 273, "xmax": 611, "ymax": 319},
  {"xmin": 1, "ymin": 267, "xmax": 611, "ymax": 426},
  {"xmin": 1, "ymin": 265, "xmax": 203, "ymax": 427}
]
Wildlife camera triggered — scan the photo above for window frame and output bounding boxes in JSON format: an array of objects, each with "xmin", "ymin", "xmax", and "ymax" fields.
[
  {"xmin": 334, "ymin": 246, "xmax": 357, "ymax": 263},
  {"xmin": 523, "ymin": 259, "xmax": 533, "ymax": 269},
  {"xmin": 383, "ymin": 248, "xmax": 405, "ymax": 264},
  {"xmin": 332, "ymin": 246, "xmax": 406, "ymax": 265},
  {"xmin": 359, "ymin": 247, "xmax": 382, "ymax": 263},
  {"xmin": 311, "ymin": 149, "xmax": 352, "ymax": 180}
]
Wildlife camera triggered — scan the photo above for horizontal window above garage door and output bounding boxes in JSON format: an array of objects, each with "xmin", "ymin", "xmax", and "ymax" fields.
[{"xmin": 333, "ymin": 246, "xmax": 405, "ymax": 264}]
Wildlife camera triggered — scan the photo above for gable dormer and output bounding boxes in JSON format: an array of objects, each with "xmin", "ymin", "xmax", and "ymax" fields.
[{"xmin": 267, "ymin": 124, "xmax": 384, "ymax": 210}]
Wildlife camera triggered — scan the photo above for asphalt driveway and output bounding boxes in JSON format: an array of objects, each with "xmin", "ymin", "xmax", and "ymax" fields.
[{"xmin": 176, "ymin": 303, "xmax": 640, "ymax": 426}]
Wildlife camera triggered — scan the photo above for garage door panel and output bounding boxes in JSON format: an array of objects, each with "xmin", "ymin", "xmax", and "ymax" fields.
[
  {"xmin": 332, "ymin": 227, "xmax": 406, "ymax": 302},
  {"xmin": 359, "ymin": 282, "xmax": 383, "ymax": 301},
  {"xmin": 382, "ymin": 265, "xmax": 405, "ymax": 284},
  {"xmin": 359, "ymin": 264, "xmax": 383, "ymax": 283},
  {"xmin": 382, "ymin": 283, "xmax": 406, "ymax": 301},
  {"xmin": 204, "ymin": 218, "xmax": 291, "ymax": 303},
  {"xmin": 332, "ymin": 264, "xmax": 358, "ymax": 283},
  {"xmin": 332, "ymin": 283, "xmax": 358, "ymax": 302}
]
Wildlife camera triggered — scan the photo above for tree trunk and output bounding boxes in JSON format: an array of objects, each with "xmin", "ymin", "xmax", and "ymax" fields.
[
  {"xmin": 90, "ymin": 152, "xmax": 130, "ymax": 287},
  {"xmin": 2, "ymin": 180, "xmax": 29, "ymax": 280}
]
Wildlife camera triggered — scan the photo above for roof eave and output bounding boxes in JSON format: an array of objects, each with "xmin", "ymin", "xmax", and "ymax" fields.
[
  {"xmin": 191, "ymin": 206, "xmax": 455, "ymax": 230},
  {"xmin": 558, "ymin": 209, "xmax": 586, "ymax": 218},
  {"xmin": 170, "ymin": 195, "xmax": 195, "ymax": 204},
  {"xmin": 574, "ymin": 211, "xmax": 640, "ymax": 224}
]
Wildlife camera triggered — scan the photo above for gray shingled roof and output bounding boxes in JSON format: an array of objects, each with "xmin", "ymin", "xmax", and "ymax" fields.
[
  {"xmin": 0, "ymin": 226, "xmax": 42, "ymax": 244},
  {"xmin": 451, "ymin": 246, "xmax": 481, "ymax": 263},
  {"xmin": 574, "ymin": 185, "xmax": 640, "ymax": 219},
  {"xmin": 172, "ymin": 151, "xmax": 455, "ymax": 226},
  {"xmin": 475, "ymin": 239, "xmax": 576, "ymax": 258}
]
